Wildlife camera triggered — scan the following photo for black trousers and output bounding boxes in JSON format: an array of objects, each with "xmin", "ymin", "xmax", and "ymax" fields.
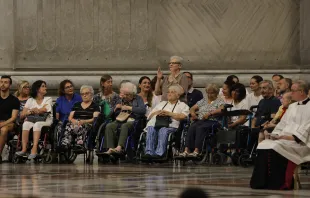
[{"xmin": 185, "ymin": 120, "xmax": 218, "ymax": 152}]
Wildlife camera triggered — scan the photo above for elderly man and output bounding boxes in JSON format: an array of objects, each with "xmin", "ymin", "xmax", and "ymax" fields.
[
  {"xmin": 251, "ymin": 80, "xmax": 310, "ymax": 190},
  {"xmin": 155, "ymin": 56, "xmax": 189, "ymax": 102},
  {"xmin": 277, "ymin": 78, "xmax": 292, "ymax": 100},
  {"xmin": 144, "ymin": 85, "xmax": 189, "ymax": 158},
  {"xmin": 251, "ymin": 80, "xmax": 282, "ymax": 129},
  {"xmin": 104, "ymin": 82, "xmax": 146, "ymax": 155}
]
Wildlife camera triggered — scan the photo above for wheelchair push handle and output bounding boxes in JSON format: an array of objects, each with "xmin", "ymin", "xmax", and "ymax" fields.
[{"xmin": 250, "ymin": 105, "xmax": 259, "ymax": 112}]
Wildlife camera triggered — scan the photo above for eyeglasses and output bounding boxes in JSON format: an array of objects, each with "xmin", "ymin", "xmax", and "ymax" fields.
[
  {"xmin": 80, "ymin": 92, "xmax": 91, "ymax": 96},
  {"xmin": 168, "ymin": 62, "xmax": 181, "ymax": 65},
  {"xmin": 64, "ymin": 85, "xmax": 73, "ymax": 90}
]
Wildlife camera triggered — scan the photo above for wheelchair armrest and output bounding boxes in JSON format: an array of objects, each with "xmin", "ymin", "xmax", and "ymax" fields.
[{"xmin": 250, "ymin": 105, "xmax": 259, "ymax": 112}]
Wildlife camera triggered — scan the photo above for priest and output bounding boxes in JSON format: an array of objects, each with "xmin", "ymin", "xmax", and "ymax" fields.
[{"xmin": 250, "ymin": 80, "xmax": 310, "ymax": 190}]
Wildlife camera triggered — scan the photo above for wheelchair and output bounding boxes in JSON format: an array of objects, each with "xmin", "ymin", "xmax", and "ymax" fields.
[
  {"xmin": 97, "ymin": 117, "xmax": 146, "ymax": 164},
  {"xmin": 212, "ymin": 106, "xmax": 253, "ymax": 166},
  {"xmin": 174, "ymin": 119, "xmax": 220, "ymax": 166},
  {"xmin": 56, "ymin": 115, "xmax": 101, "ymax": 164},
  {"xmin": 238, "ymin": 105, "xmax": 276, "ymax": 168},
  {"xmin": 10, "ymin": 104, "xmax": 58, "ymax": 164}
]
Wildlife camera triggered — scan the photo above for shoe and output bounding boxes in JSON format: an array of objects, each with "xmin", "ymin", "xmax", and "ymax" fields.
[
  {"xmin": 178, "ymin": 151, "xmax": 189, "ymax": 157},
  {"xmin": 103, "ymin": 149, "xmax": 113, "ymax": 155},
  {"xmin": 110, "ymin": 149, "xmax": 124, "ymax": 155},
  {"xmin": 142, "ymin": 154, "xmax": 152, "ymax": 159},
  {"xmin": 28, "ymin": 154, "xmax": 37, "ymax": 160},
  {"xmin": 188, "ymin": 151, "xmax": 199, "ymax": 158},
  {"xmin": 15, "ymin": 151, "xmax": 27, "ymax": 157}
]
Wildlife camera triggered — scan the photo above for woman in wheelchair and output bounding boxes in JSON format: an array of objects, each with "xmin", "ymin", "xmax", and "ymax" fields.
[
  {"xmin": 259, "ymin": 92, "xmax": 293, "ymax": 143},
  {"xmin": 103, "ymin": 82, "xmax": 146, "ymax": 155},
  {"xmin": 178, "ymin": 84, "xmax": 225, "ymax": 158},
  {"xmin": 60, "ymin": 85, "xmax": 100, "ymax": 149},
  {"xmin": 226, "ymin": 83, "xmax": 248, "ymax": 128},
  {"xmin": 143, "ymin": 85, "xmax": 189, "ymax": 159},
  {"xmin": 16, "ymin": 80, "xmax": 53, "ymax": 159}
]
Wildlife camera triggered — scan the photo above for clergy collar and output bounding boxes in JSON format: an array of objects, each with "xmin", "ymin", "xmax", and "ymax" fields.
[
  {"xmin": 298, "ymin": 97, "xmax": 310, "ymax": 105},
  {"xmin": 188, "ymin": 87, "xmax": 194, "ymax": 93}
]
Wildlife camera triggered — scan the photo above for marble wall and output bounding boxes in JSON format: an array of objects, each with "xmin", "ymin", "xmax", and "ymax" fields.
[{"xmin": 0, "ymin": 0, "xmax": 309, "ymax": 89}]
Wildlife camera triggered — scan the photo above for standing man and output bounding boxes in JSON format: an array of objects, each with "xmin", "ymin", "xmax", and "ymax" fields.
[
  {"xmin": 0, "ymin": 76, "xmax": 20, "ymax": 163},
  {"xmin": 183, "ymin": 72, "xmax": 203, "ymax": 108}
]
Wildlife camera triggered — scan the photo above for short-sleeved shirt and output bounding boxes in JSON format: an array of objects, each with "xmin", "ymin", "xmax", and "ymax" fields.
[
  {"xmin": 228, "ymin": 99, "xmax": 248, "ymax": 123},
  {"xmin": 246, "ymin": 93, "xmax": 263, "ymax": 111},
  {"xmin": 24, "ymin": 97, "xmax": 53, "ymax": 121},
  {"xmin": 255, "ymin": 96, "xmax": 282, "ymax": 127},
  {"xmin": 17, "ymin": 98, "xmax": 29, "ymax": 123},
  {"xmin": 72, "ymin": 102, "xmax": 100, "ymax": 120},
  {"xmin": 160, "ymin": 73, "xmax": 189, "ymax": 102},
  {"xmin": 56, "ymin": 94, "xmax": 82, "ymax": 122},
  {"xmin": 0, "ymin": 94, "xmax": 20, "ymax": 121},
  {"xmin": 187, "ymin": 88, "xmax": 204, "ymax": 108},
  {"xmin": 196, "ymin": 97, "xmax": 225, "ymax": 120}
]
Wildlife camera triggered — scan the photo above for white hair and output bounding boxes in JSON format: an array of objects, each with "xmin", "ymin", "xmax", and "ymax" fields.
[
  {"xmin": 170, "ymin": 56, "xmax": 184, "ymax": 65},
  {"xmin": 168, "ymin": 84, "xmax": 184, "ymax": 96},
  {"xmin": 80, "ymin": 85, "xmax": 94, "ymax": 95},
  {"xmin": 120, "ymin": 82, "xmax": 137, "ymax": 95}
]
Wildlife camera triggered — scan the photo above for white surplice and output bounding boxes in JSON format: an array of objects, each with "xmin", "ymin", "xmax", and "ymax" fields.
[{"xmin": 257, "ymin": 100, "xmax": 310, "ymax": 165}]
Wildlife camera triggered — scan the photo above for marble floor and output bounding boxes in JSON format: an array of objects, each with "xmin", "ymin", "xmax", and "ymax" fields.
[{"xmin": 0, "ymin": 157, "xmax": 310, "ymax": 198}]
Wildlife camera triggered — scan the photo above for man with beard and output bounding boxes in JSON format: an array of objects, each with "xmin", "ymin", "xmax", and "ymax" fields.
[
  {"xmin": 0, "ymin": 76, "xmax": 20, "ymax": 163},
  {"xmin": 277, "ymin": 78, "xmax": 292, "ymax": 100}
]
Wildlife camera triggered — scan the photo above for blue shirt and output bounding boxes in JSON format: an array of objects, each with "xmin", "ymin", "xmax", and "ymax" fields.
[{"xmin": 56, "ymin": 94, "xmax": 82, "ymax": 122}]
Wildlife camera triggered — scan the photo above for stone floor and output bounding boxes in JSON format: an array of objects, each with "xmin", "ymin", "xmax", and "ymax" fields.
[{"xmin": 0, "ymin": 158, "xmax": 310, "ymax": 198}]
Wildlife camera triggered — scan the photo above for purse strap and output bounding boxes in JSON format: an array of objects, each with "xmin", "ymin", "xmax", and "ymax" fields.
[{"xmin": 161, "ymin": 102, "xmax": 178, "ymax": 113}]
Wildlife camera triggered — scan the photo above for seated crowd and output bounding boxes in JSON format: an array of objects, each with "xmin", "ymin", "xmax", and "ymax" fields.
[{"xmin": 0, "ymin": 56, "xmax": 310, "ymax": 190}]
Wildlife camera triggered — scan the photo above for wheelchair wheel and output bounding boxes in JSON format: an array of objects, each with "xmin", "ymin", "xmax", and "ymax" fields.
[
  {"xmin": 239, "ymin": 153, "xmax": 250, "ymax": 168},
  {"xmin": 231, "ymin": 152, "xmax": 240, "ymax": 166},
  {"xmin": 212, "ymin": 153, "xmax": 224, "ymax": 165},
  {"xmin": 43, "ymin": 152, "xmax": 53, "ymax": 164}
]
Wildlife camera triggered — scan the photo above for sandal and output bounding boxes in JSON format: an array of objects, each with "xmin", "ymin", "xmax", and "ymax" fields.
[
  {"xmin": 178, "ymin": 151, "xmax": 189, "ymax": 157},
  {"xmin": 188, "ymin": 151, "xmax": 199, "ymax": 158},
  {"xmin": 110, "ymin": 148, "xmax": 124, "ymax": 155}
]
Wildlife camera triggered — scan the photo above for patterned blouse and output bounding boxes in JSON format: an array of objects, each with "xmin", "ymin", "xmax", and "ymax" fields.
[
  {"xmin": 93, "ymin": 92, "xmax": 120, "ymax": 118},
  {"xmin": 196, "ymin": 97, "xmax": 225, "ymax": 120}
]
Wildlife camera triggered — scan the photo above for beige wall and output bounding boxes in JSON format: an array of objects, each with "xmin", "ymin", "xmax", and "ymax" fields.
[{"xmin": 0, "ymin": 0, "xmax": 309, "ymax": 90}]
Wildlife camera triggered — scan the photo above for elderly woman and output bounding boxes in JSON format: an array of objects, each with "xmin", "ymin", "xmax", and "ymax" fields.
[
  {"xmin": 144, "ymin": 85, "xmax": 189, "ymax": 158},
  {"xmin": 56, "ymin": 80, "xmax": 82, "ymax": 123},
  {"xmin": 14, "ymin": 80, "xmax": 31, "ymax": 123},
  {"xmin": 60, "ymin": 85, "xmax": 100, "ymax": 148},
  {"xmin": 93, "ymin": 75, "xmax": 120, "ymax": 120},
  {"xmin": 155, "ymin": 56, "xmax": 189, "ymax": 102},
  {"xmin": 16, "ymin": 80, "xmax": 53, "ymax": 159},
  {"xmin": 104, "ymin": 82, "xmax": 146, "ymax": 154},
  {"xmin": 179, "ymin": 84, "xmax": 225, "ymax": 157}
]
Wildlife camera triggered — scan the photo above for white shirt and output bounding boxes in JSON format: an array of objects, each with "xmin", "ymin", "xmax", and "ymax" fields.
[
  {"xmin": 145, "ymin": 94, "xmax": 162, "ymax": 117},
  {"xmin": 228, "ymin": 99, "xmax": 248, "ymax": 124},
  {"xmin": 146, "ymin": 100, "xmax": 189, "ymax": 129},
  {"xmin": 25, "ymin": 97, "xmax": 53, "ymax": 121},
  {"xmin": 246, "ymin": 92, "xmax": 263, "ymax": 110},
  {"xmin": 257, "ymin": 101, "xmax": 310, "ymax": 164}
]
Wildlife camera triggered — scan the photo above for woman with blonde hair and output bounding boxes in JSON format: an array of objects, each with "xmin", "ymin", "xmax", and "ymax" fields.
[{"xmin": 14, "ymin": 80, "xmax": 30, "ymax": 122}]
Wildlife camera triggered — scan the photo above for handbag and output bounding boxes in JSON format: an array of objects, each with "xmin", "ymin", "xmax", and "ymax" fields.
[
  {"xmin": 116, "ymin": 111, "xmax": 131, "ymax": 122},
  {"xmin": 26, "ymin": 112, "xmax": 50, "ymax": 123},
  {"xmin": 154, "ymin": 102, "xmax": 177, "ymax": 129}
]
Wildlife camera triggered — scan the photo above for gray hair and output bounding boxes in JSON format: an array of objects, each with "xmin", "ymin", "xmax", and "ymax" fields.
[
  {"xmin": 260, "ymin": 80, "xmax": 274, "ymax": 90},
  {"xmin": 120, "ymin": 82, "xmax": 137, "ymax": 95},
  {"xmin": 80, "ymin": 85, "xmax": 94, "ymax": 96},
  {"xmin": 170, "ymin": 56, "xmax": 184, "ymax": 65},
  {"xmin": 294, "ymin": 80, "xmax": 309, "ymax": 94},
  {"xmin": 168, "ymin": 84, "xmax": 184, "ymax": 96},
  {"xmin": 205, "ymin": 83, "xmax": 219, "ymax": 95}
]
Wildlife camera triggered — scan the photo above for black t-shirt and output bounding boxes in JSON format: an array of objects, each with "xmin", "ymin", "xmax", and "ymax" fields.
[
  {"xmin": 255, "ymin": 96, "xmax": 281, "ymax": 127},
  {"xmin": 187, "ymin": 89, "xmax": 204, "ymax": 108},
  {"xmin": 72, "ymin": 102, "xmax": 100, "ymax": 120},
  {"xmin": 0, "ymin": 94, "xmax": 20, "ymax": 121}
]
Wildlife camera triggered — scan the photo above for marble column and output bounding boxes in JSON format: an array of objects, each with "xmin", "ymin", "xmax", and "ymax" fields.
[{"xmin": 0, "ymin": 0, "xmax": 15, "ymax": 69}]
